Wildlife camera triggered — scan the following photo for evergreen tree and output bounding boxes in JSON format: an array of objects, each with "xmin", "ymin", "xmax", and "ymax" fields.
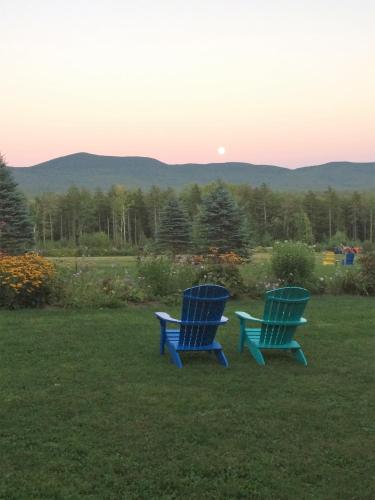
[
  {"xmin": 0, "ymin": 155, "xmax": 34, "ymax": 254},
  {"xmin": 180, "ymin": 183, "xmax": 202, "ymax": 217},
  {"xmin": 198, "ymin": 183, "xmax": 244, "ymax": 252},
  {"xmin": 157, "ymin": 198, "xmax": 191, "ymax": 253}
]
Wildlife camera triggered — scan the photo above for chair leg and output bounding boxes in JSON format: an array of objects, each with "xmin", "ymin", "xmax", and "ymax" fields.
[
  {"xmin": 238, "ymin": 330, "xmax": 246, "ymax": 352},
  {"xmin": 238, "ymin": 320, "xmax": 247, "ymax": 352},
  {"xmin": 214, "ymin": 349, "xmax": 229, "ymax": 367},
  {"xmin": 248, "ymin": 343, "xmax": 266, "ymax": 366},
  {"xmin": 167, "ymin": 344, "xmax": 183, "ymax": 368},
  {"xmin": 159, "ymin": 323, "xmax": 166, "ymax": 355},
  {"xmin": 292, "ymin": 348, "xmax": 308, "ymax": 367}
]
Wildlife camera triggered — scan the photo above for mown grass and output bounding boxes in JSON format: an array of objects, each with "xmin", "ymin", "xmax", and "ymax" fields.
[{"xmin": 0, "ymin": 296, "xmax": 374, "ymax": 499}]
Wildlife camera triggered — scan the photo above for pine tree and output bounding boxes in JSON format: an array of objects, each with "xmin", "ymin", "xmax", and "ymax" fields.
[
  {"xmin": 157, "ymin": 198, "xmax": 191, "ymax": 253},
  {"xmin": 0, "ymin": 156, "xmax": 34, "ymax": 254},
  {"xmin": 181, "ymin": 183, "xmax": 202, "ymax": 217},
  {"xmin": 198, "ymin": 183, "xmax": 244, "ymax": 252}
]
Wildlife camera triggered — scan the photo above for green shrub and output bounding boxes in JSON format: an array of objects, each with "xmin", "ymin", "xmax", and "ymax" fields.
[
  {"xmin": 78, "ymin": 232, "xmax": 111, "ymax": 256},
  {"xmin": 359, "ymin": 251, "xmax": 375, "ymax": 295},
  {"xmin": 325, "ymin": 267, "xmax": 362, "ymax": 295},
  {"xmin": 362, "ymin": 241, "xmax": 375, "ymax": 254},
  {"xmin": 52, "ymin": 265, "xmax": 147, "ymax": 308},
  {"xmin": 326, "ymin": 230, "xmax": 348, "ymax": 249},
  {"xmin": 271, "ymin": 241, "xmax": 315, "ymax": 286},
  {"xmin": 195, "ymin": 263, "xmax": 245, "ymax": 297},
  {"xmin": 303, "ymin": 275, "xmax": 328, "ymax": 295},
  {"xmin": 137, "ymin": 257, "xmax": 197, "ymax": 300},
  {"xmin": 38, "ymin": 240, "xmax": 78, "ymax": 257},
  {"xmin": 53, "ymin": 268, "xmax": 124, "ymax": 308},
  {"xmin": 137, "ymin": 257, "xmax": 173, "ymax": 297}
]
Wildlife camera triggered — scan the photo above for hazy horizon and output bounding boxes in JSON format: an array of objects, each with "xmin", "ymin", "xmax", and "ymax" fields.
[
  {"xmin": 2, "ymin": 0, "xmax": 375, "ymax": 168},
  {"xmin": 6, "ymin": 151, "xmax": 375, "ymax": 170}
]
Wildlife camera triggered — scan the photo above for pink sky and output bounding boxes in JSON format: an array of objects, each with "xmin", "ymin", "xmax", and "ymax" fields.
[{"xmin": 2, "ymin": 0, "xmax": 375, "ymax": 168}]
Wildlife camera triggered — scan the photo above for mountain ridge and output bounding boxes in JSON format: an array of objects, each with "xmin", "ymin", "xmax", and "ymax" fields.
[{"xmin": 9, "ymin": 152, "xmax": 375, "ymax": 194}]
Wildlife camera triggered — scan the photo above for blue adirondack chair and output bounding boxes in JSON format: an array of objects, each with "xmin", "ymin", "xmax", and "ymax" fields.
[
  {"xmin": 236, "ymin": 287, "xmax": 310, "ymax": 366},
  {"xmin": 342, "ymin": 253, "xmax": 355, "ymax": 265},
  {"xmin": 155, "ymin": 284, "xmax": 230, "ymax": 368}
]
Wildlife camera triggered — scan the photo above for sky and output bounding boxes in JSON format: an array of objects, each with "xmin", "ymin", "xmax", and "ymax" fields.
[{"xmin": 1, "ymin": 0, "xmax": 375, "ymax": 168}]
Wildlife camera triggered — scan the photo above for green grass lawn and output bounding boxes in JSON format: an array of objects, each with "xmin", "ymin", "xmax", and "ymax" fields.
[{"xmin": 1, "ymin": 296, "xmax": 374, "ymax": 499}]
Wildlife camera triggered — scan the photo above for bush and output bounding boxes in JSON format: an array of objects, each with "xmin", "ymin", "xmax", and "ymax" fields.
[
  {"xmin": 137, "ymin": 257, "xmax": 198, "ymax": 300},
  {"xmin": 191, "ymin": 248, "xmax": 245, "ymax": 297},
  {"xmin": 326, "ymin": 230, "xmax": 348, "ymax": 249},
  {"xmin": 325, "ymin": 267, "xmax": 362, "ymax": 295},
  {"xmin": 52, "ymin": 267, "xmax": 146, "ymax": 308},
  {"xmin": 271, "ymin": 242, "xmax": 315, "ymax": 286},
  {"xmin": 78, "ymin": 232, "xmax": 111, "ymax": 256},
  {"xmin": 53, "ymin": 268, "xmax": 122, "ymax": 308},
  {"xmin": 362, "ymin": 241, "xmax": 375, "ymax": 254},
  {"xmin": 37, "ymin": 240, "xmax": 78, "ymax": 257},
  {"xmin": 0, "ymin": 253, "xmax": 55, "ymax": 308},
  {"xmin": 303, "ymin": 275, "xmax": 328, "ymax": 295},
  {"xmin": 359, "ymin": 251, "xmax": 375, "ymax": 295},
  {"xmin": 195, "ymin": 264, "xmax": 245, "ymax": 297}
]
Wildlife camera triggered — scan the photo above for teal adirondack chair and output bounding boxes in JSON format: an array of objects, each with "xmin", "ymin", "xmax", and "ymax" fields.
[{"xmin": 236, "ymin": 287, "xmax": 310, "ymax": 366}]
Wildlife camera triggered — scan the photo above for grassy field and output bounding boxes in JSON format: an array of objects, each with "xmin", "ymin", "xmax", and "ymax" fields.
[
  {"xmin": 51, "ymin": 255, "xmax": 139, "ymax": 276},
  {"xmin": 0, "ymin": 296, "xmax": 374, "ymax": 499},
  {"xmin": 51, "ymin": 252, "xmax": 348, "ymax": 282}
]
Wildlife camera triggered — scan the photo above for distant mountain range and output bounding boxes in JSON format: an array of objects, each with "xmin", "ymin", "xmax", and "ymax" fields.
[{"xmin": 9, "ymin": 153, "xmax": 375, "ymax": 194}]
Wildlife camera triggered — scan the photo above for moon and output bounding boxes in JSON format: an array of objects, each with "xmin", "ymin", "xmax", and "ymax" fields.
[{"xmin": 217, "ymin": 146, "xmax": 226, "ymax": 155}]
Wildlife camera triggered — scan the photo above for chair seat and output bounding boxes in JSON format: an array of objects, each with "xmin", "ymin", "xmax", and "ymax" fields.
[
  {"xmin": 244, "ymin": 328, "xmax": 301, "ymax": 350},
  {"xmin": 166, "ymin": 331, "xmax": 223, "ymax": 351},
  {"xmin": 165, "ymin": 329, "xmax": 179, "ymax": 340}
]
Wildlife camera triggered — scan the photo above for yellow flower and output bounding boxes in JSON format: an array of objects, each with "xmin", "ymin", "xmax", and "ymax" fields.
[{"xmin": 0, "ymin": 253, "xmax": 55, "ymax": 306}]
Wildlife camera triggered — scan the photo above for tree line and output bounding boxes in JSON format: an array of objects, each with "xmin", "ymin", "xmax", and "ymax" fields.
[
  {"xmin": 30, "ymin": 182, "xmax": 375, "ymax": 252},
  {"xmin": 2, "ymin": 151, "xmax": 374, "ymax": 256}
]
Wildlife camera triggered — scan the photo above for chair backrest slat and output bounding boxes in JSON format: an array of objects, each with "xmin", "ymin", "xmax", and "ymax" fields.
[
  {"xmin": 260, "ymin": 287, "xmax": 310, "ymax": 345},
  {"xmin": 178, "ymin": 284, "xmax": 229, "ymax": 348}
]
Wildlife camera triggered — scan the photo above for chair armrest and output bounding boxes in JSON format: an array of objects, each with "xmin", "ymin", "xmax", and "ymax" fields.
[
  {"xmin": 155, "ymin": 313, "xmax": 228, "ymax": 326},
  {"xmin": 155, "ymin": 312, "xmax": 181, "ymax": 324},
  {"xmin": 235, "ymin": 311, "xmax": 307, "ymax": 327},
  {"xmin": 180, "ymin": 318, "xmax": 228, "ymax": 326},
  {"xmin": 235, "ymin": 311, "xmax": 263, "ymax": 323},
  {"xmin": 260, "ymin": 317, "xmax": 308, "ymax": 326}
]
